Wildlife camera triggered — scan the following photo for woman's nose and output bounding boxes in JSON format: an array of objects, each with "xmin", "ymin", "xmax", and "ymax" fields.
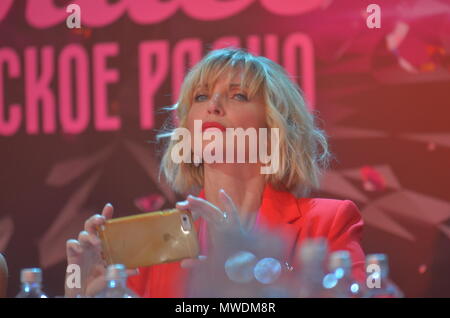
[{"xmin": 207, "ymin": 93, "xmax": 224, "ymax": 116}]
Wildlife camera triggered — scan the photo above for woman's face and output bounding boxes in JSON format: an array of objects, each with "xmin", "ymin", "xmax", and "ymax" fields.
[
  {"xmin": 186, "ymin": 70, "xmax": 266, "ymax": 133},
  {"xmin": 185, "ymin": 70, "xmax": 267, "ymax": 164}
]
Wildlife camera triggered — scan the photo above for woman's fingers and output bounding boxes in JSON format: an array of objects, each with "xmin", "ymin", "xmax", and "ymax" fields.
[
  {"xmin": 177, "ymin": 197, "xmax": 208, "ymax": 222},
  {"xmin": 186, "ymin": 195, "xmax": 224, "ymax": 225},
  {"xmin": 65, "ymin": 239, "xmax": 86, "ymax": 297},
  {"xmin": 65, "ymin": 205, "xmax": 113, "ymax": 298},
  {"xmin": 84, "ymin": 215, "xmax": 105, "ymax": 234},
  {"xmin": 176, "ymin": 200, "xmax": 198, "ymax": 219},
  {"xmin": 218, "ymin": 189, "xmax": 241, "ymax": 227},
  {"xmin": 85, "ymin": 273, "xmax": 106, "ymax": 297},
  {"xmin": 84, "ymin": 203, "xmax": 113, "ymax": 234},
  {"xmin": 101, "ymin": 203, "xmax": 114, "ymax": 220},
  {"xmin": 66, "ymin": 239, "xmax": 83, "ymax": 259},
  {"xmin": 78, "ymin": 230, "xmax": 101, "ymax": 250},
  {"xmin": 178, "ymin": 192, "xmax": 242, "ymax": 231},
  {"xmin": 175, "ymin": 200, "xmax": 189, "ymax": 210},
  {"xmin": 180, "ymin": 255, "xmax": 207, "ymax": 269}
]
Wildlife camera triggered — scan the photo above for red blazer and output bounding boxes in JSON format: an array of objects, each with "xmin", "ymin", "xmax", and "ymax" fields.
[{"xmin": 127, "ymin": 184, "xmax": 365, "ymax": 297}]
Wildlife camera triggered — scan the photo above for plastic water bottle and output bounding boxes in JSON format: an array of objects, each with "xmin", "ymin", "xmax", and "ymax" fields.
[
  {"xmin": 363, "ymin": 254, "xmax": 404, "ymax": 298},
  {"xmin": 323, "ymin": 251, "xmax": 362, "ymax": 298},
  {"xmin": 253, "ymin": 257, "xmax": 282, "ymax": 284},
  {"xmin": 254, "ymin": 258, "xmax": 293, "ymax": 298},
  {"xmin": 16, "ymin": 268, "xmax": 48, "ymax": 298},
  {"xmin": 297, "ymin": 238, "xmax": 329, "ymax": 298},
  {"xmin": 95, "ymin": 264, "xmax": 138, "ymax": 298},
  {"xmin": 224, "ymin": 251, "xmax": 257, "ymax": 283}
]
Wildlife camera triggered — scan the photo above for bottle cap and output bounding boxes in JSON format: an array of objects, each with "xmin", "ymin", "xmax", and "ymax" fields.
[
  {"xmin": 20, "ymin": 268, "xmax": 42, "ymax": 283},
  {"xmin": 105, "ymin": 264, "xmax": 127, "ymax": 281},
  {"xmin": 329, "ymin": 250, "xmax": 352, "ymax": 271}
]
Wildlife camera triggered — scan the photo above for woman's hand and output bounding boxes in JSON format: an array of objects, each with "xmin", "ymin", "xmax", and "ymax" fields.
[
  {"xmin": 176, "ymin": 189, "xmax": 287, "ymax": 297},
  {"xmin": 176, "ymin": 189, "xmax": 246, "ymax": 268},
  {"xmin": 177, "ymin": 189, "xmax": 242, "ymax": 231},
  {"xmin": 65, "ymin": 203, "xmax": 138, "ymax": 297}
]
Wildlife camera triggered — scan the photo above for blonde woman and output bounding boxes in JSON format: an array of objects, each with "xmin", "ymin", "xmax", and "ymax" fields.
[{"xmin": 65, "ymin": 48, "xmax": 365, "ymax": 298}]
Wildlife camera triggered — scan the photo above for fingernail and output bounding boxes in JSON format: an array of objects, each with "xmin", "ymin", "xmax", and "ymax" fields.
[
  {"xmin": 177, "ymin": 200, "xmax": 189, "ymax": 206},
  {"xmin": 106, "ymin": 203, "xmax": 113, "ymax": 207},
  {"xmin": 71, "ymin": 245, "xmax": 82, "ymax": 254}
]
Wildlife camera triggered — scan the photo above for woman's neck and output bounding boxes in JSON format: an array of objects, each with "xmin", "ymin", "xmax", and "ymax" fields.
[{"xmin": 203, "ymin": 163, "xmax": 266, "ymax": 229}]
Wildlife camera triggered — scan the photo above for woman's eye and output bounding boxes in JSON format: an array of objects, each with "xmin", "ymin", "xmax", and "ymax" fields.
[
  {"xmin": 194, "ymin": 94, "xmax": 208, "ymax": 102},
  {"xmin": 233, "ymin": 93, "xmax": 248, "ymax": 101}
]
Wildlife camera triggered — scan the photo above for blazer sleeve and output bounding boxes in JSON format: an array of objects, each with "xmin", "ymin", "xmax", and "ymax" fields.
[{"xmin": 327, "ymin": 200, "xmax": 366, "ymax": 282}]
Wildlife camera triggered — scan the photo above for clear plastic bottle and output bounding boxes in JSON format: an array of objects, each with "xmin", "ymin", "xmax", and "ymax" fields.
[
  {"xmin": 255, "ymin": 258, "xmax": 294, "ymax": 298},
  {"xmin": 297, "ymin": 238, "xmax": 329, "ymax": 298},
  {"xmin": 16, "ymin": 268, "xmax": 48, "ymax": 298},
  {"xmin": 95, "ymin": 264, "xmax": 138, "ymax": 298},
  {"xmin": 323, "ymin": 250, "xmax": 362, "ymax": 298},
  {"xmin": 363, "ymin": 254, "xmax": 404, "ymax": 298}
]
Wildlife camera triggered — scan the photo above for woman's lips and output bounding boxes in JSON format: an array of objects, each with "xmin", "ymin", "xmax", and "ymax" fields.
[{"xmin": 202, "ymin": 122, "xmax": 226, "ymax": 132}]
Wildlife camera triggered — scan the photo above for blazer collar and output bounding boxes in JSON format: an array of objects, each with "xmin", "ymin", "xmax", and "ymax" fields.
[{"xmin": 257, "ymin": 184, "xmax": 302, "ymax": 228}]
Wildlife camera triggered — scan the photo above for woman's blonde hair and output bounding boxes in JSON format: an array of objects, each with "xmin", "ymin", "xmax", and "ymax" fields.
[{"xmin": 158, "ymin": 48, "xmax": 330, "ymax": 196}]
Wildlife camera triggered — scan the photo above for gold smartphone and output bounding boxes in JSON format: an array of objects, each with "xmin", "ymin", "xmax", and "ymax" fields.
[{"xmin": 96, "ymin": 209, "xmax": 199, "ymax": 269}]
